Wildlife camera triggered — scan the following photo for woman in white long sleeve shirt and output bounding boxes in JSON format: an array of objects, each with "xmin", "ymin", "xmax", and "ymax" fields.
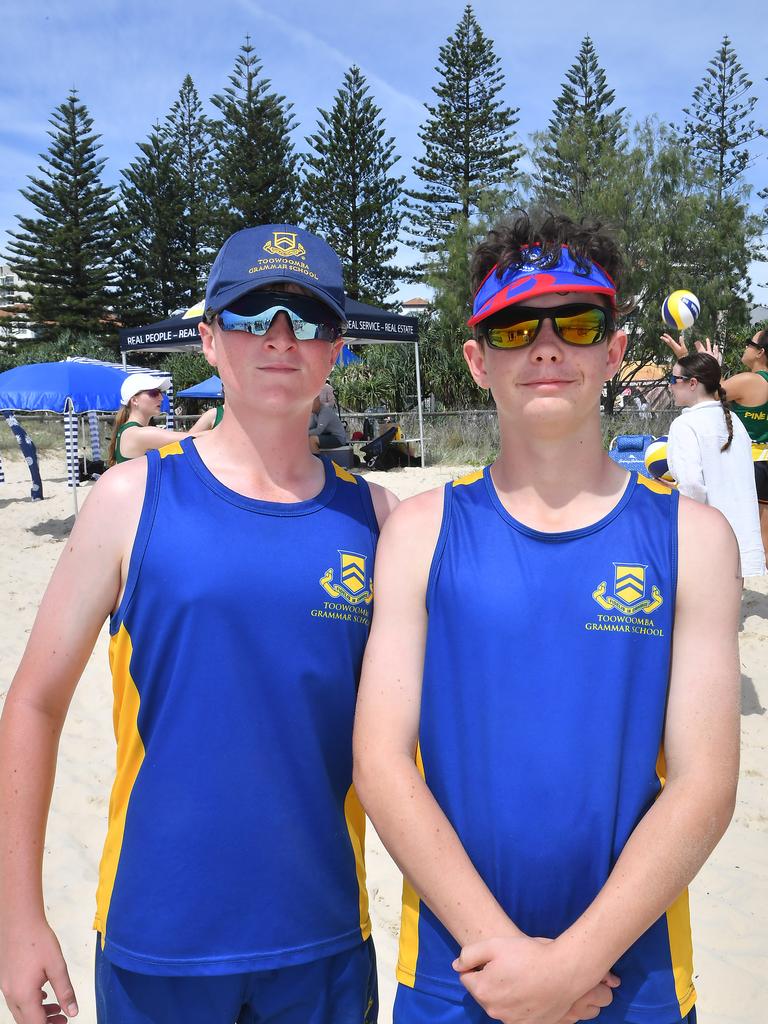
[{"xmin": 668, "ymin": 352, "xmax": 765, "ymax": 576}]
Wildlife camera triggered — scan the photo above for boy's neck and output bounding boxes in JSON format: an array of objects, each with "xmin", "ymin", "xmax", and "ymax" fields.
[
  {"xmin": 490, "ymin": 415, "xmax": 629, "ymax": 533},
  {"xmin": 192, "ymin": 406, "xmax": 328, "ymax": 502}
]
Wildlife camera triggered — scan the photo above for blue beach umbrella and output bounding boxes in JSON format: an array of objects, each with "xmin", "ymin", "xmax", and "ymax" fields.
[
  {"xmin": 0, "ymin": 360, "xmax": 169, "ymax": 514},
  {"xmin": 0, "ymin": 360, "xmax": 129, "ymax": 413},
  {"xmin": 335, "ymin": 344, "xmax": 361, "ymax": 367},
  {"xmin": 177, "ymin": 375, "xmax": 224, "ymax": 399}
]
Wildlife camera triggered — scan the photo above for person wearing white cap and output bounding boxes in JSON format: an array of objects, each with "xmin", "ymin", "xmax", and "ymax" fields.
[{"xmin": 107, "ymin": 372, "xmax": 215, "ymax": 465}]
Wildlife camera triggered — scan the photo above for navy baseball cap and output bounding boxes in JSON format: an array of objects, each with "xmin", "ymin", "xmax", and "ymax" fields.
[{"xmin": 205, "ymin": 225, "xmax": 346, "ymax": 321}]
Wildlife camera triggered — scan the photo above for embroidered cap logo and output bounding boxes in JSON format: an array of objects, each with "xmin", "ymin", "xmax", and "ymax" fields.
[{"xmin": 263, "ymin": 231, "xmax": 307, "ymax": 259}]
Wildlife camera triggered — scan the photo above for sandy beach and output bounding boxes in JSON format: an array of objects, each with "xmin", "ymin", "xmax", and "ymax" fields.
[{"xmin": 0, "ymin": 452, "xmax": 766, "ymax": 1024}]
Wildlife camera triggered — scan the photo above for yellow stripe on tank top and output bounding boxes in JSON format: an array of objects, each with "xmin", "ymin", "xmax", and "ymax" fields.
[
  {"xmin": 344, "ymin": 784, "xmax": 372, "ymax": 940},
  {"xmin": 92, "ymin": 625, "xmax": 146, "ymax": 944},
  {"xmin": 655, "ymin": 747, "xmax": 697, "ymax": 1015},
  {"xmin": 453, "ymin": 469, "xmax": 483, "ymax": 487},
  {"xmin": 158, "ymin": 441, "xmax": 183, "ymax": 458},
  {"xmin": 333, "ymin": 463, "xmax": 357, "ymax": 483},
  {"xmin": 637, "ymin": 475, "xmax": 673, "ymax": 495},
  {"xmin": 396, "ymin": 742, "xmax": 426, "ymax": 986}
]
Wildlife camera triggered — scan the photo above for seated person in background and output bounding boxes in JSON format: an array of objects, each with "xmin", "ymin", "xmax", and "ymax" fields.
[{"xmin": 309, "ymin": 387, "xmax": 348, "ymax": 451}]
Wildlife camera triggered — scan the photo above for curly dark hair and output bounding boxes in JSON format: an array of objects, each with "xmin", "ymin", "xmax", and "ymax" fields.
[{"xmin": 470, "ymin": 210, "xmax": 632, "ymax": 314}]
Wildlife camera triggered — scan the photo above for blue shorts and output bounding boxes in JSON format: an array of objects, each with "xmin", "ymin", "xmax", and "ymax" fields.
[
  {"xmin": 393, "ymin": 984, "xmax": 697, "ymax": 1024},
  {"xmin": 95, "ymin": 936, "xmax": 377, "ymax": 1024}
]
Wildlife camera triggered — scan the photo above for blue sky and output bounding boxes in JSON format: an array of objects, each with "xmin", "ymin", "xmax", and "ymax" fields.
[{"xmin": 2, "ymin": 0, "xmax": 767, "ymax": 303}]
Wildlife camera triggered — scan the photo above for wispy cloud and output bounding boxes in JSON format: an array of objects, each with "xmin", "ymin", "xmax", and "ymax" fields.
[{"xmin": 236, "ymin": 0, "xmax": 425, "ymax": 121}]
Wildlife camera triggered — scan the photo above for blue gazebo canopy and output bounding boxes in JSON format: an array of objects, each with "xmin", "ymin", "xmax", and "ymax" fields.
[
  {"xmin": 0, "ymin": 360, "xmax": 129, "ymax": 413},
  {"xmin": 177, "ymin": 375, "xmax": 223, "ymax": 399},
  {"xmin": 336, "ymin": 344, "xmax": 361, "ymax": 367}
]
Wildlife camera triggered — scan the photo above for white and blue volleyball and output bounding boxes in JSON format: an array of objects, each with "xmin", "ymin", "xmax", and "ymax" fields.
[
  {"xmin": 644, "ymin": 436, "xmax": 675, "ymax": 484},
  {"xmin": 662, "ymin": 290, "xmax": 700, "ymax": 330}
]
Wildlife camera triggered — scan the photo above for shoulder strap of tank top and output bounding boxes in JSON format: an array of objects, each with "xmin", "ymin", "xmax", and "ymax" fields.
[
  {"xmin": 425, "ymin": 481, "xmax": 455, "ymax": 610},
  {"xmin": 350, "ymin": 472, "xmax": 379, "ymax": 540},
  {"xmin": 114, "ymin": 420, "xmax": 141, "ymax": 461},
  {"xmin": 111, "ymin": 449, "xmax": 163, "ymax": 632}
]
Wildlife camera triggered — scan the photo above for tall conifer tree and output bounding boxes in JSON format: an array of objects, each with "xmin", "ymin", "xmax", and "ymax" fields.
[
  {"xmin": 210, "ymin": 37, "xmax": 298, "ymax": 240},
  {"xmin": 115, "ymin": 125, "xmax": 187, "ymax": 327},
  {"xmin": 300, "ymin": 67, "xmax": 404, "ymax": 306},
  {"xmin": 406, "ymin": 4, "xmax": 520, "ymax": 281},
  {"xmin": 533, "ymin": 35, "xmax": 625, "ymax": 213},
  {"xmin": 7, "ymin": 90, "xmax": 115, "ymax": 339},
  {"xmin": 163, "ymin": 75, "xmax": 219, "ymax": 302},
  {"xmin": 683, "ymin": 36, "xmax": 760, "ymax": 201},
  {"xmin": 681, "ymin": 38, "xmax": 761, "ymax": 345}
]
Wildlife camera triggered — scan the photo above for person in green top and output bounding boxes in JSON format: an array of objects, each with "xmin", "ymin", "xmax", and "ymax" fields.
[
  {"xmin": 663, "ymin": 327, "xmax": 768, "ymax": 556},
  {"xmin": 108, "ymin": 373, "xmax": 215, "ymax": 465}
]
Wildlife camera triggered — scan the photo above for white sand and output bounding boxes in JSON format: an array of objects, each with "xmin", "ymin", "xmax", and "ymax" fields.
[{"xmin": 0, "ymin": 453, "xmax": 766, "ymax": 1023}]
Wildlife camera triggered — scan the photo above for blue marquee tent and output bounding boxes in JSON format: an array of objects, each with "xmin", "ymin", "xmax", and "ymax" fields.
[
  {"xmin": 336, "ymin": 344, "xmax": 361, "ymax": 367},
  {"xmin": 177, "ymin": 375, "xmax": 223, "ymax": 399},
  {"xmin": 0, "ymin": 360, "xmax": 129, "ymax": 413},
  {"xmin": 0, "ymin": 360, "xmax": 171, "ymax": 513}
]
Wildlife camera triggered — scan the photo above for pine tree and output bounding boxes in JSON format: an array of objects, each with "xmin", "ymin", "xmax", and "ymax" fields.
[
  {"xmin": 533, "ymin": 35, "xmax": 626, "ymax": 214},
  {"xmin": 300, "ymin": 66, "xmax": 404, "ymax": 306},
  {"xmin": 406, "ymin": 4, "xmax": 520, "ymax": 279},
  {"xmin": 210, "ymin": 37, "xmax": 298, "ymax": 241},
  {"xmin": 163, "ymin": 75, "xmax": 219, "ymax": 303},
  {"xmin": 115, "ymin": 125, "xmax": 187, "ymax": 327},
  {"xmin": 683, "ymin": 36, "xmax": 759, "ymax": 201},
  {"xmin": 680, "ymin": 39, "xmax": 761, "ymax": 347},
  {"xmin": 7, "ymin": 90, "xmax": 116, "ymax": 339}
]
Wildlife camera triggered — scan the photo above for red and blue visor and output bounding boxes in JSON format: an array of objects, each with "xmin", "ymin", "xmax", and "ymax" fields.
[{"xmin": 468, "ymin": 245, "xmax": 616, "ymax": 327}]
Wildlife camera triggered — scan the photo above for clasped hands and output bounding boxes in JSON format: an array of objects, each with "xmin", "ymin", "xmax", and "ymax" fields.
[{"xmin": 453, "ymin": 932, "xmax": 619, "ymax": 1024}]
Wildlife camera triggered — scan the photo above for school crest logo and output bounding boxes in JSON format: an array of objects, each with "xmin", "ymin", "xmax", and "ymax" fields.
[
  {"xmin": 263, "ymin": 231, "xmax": 306, "ymax": 258},
  {"xmin": 320, "ymin": 550, "xmax": 373, "ymax": 606},
  {"xmin": 592, "ymin": 563, "xmax": 663, "ymax": 616}
]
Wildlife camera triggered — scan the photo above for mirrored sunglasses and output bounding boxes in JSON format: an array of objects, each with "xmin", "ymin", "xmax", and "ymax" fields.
[
  {"xmin": 140, "ymin": 388, "xmax": 164, "ymax": 398},
  {"xmin": 667, "ymin": 374, "xmax": 691, "ymax": 384},
  {"xmin": 216, "ymin": 291, "xmax": 344, "ymax": 342},
  {"xmin": 481, "ymin": 304, "xmax": 614, "ymax": 350}
]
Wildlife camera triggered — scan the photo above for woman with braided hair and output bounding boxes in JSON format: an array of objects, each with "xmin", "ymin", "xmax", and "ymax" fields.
[{"xmin": 668, "ymin": 351, "xmax": 765, "ymax": 576}]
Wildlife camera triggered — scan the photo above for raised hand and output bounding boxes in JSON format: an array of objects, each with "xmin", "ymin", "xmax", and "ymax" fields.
[
  {"xmin": 660, "ymin": 333, "xmax": 688, "ymax": 359},
  {"xmin": 693, "ymin": 337, "xmax": 722, "ymax": 364}
]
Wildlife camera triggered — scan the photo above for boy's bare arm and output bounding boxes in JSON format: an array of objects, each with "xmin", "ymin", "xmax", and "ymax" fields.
[
  {"xmin": 0, "ymin": 462, "xmax": 145, "ymax": 1023},
  {"xmin": 461, "ymin": 497, "xmax": 741, "ymax": 1012},
  {"xmin": 366, "ymin": 480, "xmax": 399, "ymax": 531},
  {"xmin": 354, "ymin": 489, "xmax": 519, "ymax": 944}
]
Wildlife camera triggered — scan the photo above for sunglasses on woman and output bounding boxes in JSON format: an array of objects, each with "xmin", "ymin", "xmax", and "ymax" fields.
[
  {"xmin": 667, "ymin": 374, "xmax": 692, "ymax": 384},
  {"xmin": 141, "ymin": 388, "xmax": 164, "ymax": 398},
  {"xmin": 480, "ymin": 304, "xmax": 615, "ymax": 350},
  {"xmin": 215, "ymin": 291, "xmax": 344, "ymax": 342}
]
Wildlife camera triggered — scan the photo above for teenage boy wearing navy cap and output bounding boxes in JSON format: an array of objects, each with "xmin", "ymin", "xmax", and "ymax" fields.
[
  {"xmin": 0, "ymin": 224, "xmax": 396, "ymax": 1024},
  {"xmin": 354, "ymin": 211, "xmax": 739, "ymax": 1024}
]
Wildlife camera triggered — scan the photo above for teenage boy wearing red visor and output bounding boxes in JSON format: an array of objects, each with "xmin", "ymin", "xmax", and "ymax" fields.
[{"xmin": 353, "ymin": 211, "xmax": 739, "ymax": 1024}]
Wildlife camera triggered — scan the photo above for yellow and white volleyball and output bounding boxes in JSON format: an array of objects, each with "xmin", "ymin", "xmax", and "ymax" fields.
[
  {"xmin": 662, "ymin": 290, "xmax": 700, "ymax": 330},
  {"xmin": 644, "ymin": 437, "xmax": 676, "ymax": 484}
]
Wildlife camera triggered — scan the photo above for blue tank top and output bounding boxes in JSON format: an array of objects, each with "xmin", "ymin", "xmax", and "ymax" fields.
[
  {"xmin": 94, "ymin": 438, "xmax": 378, "ymax": 974},
  {"xmin": 397, "ymin": 468, "xmax": 696, "ymax": 1022}
]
